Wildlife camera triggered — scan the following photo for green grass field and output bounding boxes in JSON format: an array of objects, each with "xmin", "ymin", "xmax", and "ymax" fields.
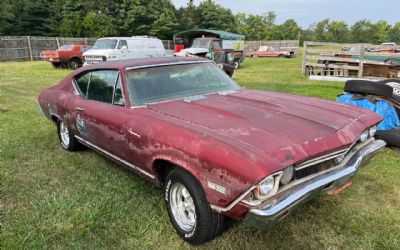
[{"xmin": 1, "ymin": 58, "xmax": 399, "ymax": 249}]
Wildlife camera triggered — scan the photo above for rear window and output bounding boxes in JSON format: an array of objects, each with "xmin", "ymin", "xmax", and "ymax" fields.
[{"xmin": 57, "ymin": 45, "xmax": 73, "ymax": 51}]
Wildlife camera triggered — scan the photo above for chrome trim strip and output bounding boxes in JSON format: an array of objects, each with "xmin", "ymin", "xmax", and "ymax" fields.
[
  {"xmin": 37, "ymin": 101, "xmax": 47, "ymax": 118},
  {"xmin": 296, "ymin": 140, "xmax": 360, "ymax": 171},
  {"xmin": 295, "ymin": 149, "xmax": 347, "ymax": 170},
  {"xmin": 125, "ymin": 60, "xmax": 210, "ymax": 71},
  {"xmin": 75, "ymin": 135, "xmax": 155, "ymax": 179}
]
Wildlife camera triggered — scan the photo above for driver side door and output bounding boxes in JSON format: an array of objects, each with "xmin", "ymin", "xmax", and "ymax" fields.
[{"xmin": 72, "ymin": 70, "xmax": 129, "ymax": 153}]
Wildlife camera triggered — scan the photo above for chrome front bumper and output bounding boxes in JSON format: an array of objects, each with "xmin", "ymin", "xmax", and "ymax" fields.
[{"xmin": 244, "ymin": 139, "xmax": 386, "ymax": 230}]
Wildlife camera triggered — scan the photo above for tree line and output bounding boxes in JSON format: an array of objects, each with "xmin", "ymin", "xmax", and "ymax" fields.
[{"xmin": 1, "ymin": 0, "xmax": 399, "ymax": 44}]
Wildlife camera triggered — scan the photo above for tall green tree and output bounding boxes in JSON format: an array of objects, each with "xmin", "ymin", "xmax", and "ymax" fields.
[
  {"xmin": 389, "ymin": 22, "xmax": 400, "ymax": 43},
  {"xmin": 264, "ymin": 11, "xmax": 276, "ymax": 26},
  {"xmin": 15, "ymin": 0, "xmax": 52, "ymax": 36},
  {"xmin": 327, "ymin": 21, "xmax": 349, "ymax": 42},
  {"xmin": 315, "ymin": 18, "xmax": 330, "ymax": 41},
  {"xmin": 196, "ymin": 0, "xmax": 237, "ymax": 33},
  {"xmin": 273, "ymin": 19, "xmax": 300, "ymax": 40},
  {"xmin": 177, "ymin": 0, "xmax": 199, "ymax": 30},
  {"xmin": 59, "ymin": 0, "xmax": 86, "ymax": 36},
  {"xmin": 371, "ymin": 20, "xmax": 391, "ymax": 44},
  {"xmin": 350, "ymin": 19, "xmax": 373, "ymax": 43},
  {"xmin": 0, "ymin": 0, "xmax": 14, "ymax": 35}
]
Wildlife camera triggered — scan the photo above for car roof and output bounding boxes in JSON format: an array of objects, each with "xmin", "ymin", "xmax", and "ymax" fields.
[{"xmin": 76, "ymin": 57, "xmax": 211, "ymax": 73}]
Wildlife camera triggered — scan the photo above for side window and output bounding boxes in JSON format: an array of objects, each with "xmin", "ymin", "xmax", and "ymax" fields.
[
  {"xmin": 117, "ymin": 40, "xmax": 128, "ymax": 49},
  {"xmin": 113, "ymin": 75, "xmax": 125, "ymax": 106},
  {"xmin": 75, "ymin": 73, "xmax": 91, "ymax": 97},
  {"xmin": 212, "ymin": 41, "xmax": 221, "ymax": 49},
  {"xmin": 87, "ymin": 71, "xmax": 118, "ymax": 103}
]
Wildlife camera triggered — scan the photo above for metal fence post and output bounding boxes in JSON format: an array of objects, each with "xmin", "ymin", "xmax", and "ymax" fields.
[
  {"xmin": 56, "ymin": 37, "xmax": 60, "ymax": 48},
  {"xmin": 358, "ymin": 45, "xmax": 365, "ymax": 78},
  {"xmin": 301, "ymin": 41, "xmax": 308, "ymax": 75},
  {"xmin": 27, "ymin": 36, "xmax": 33, "ymax": 61}
]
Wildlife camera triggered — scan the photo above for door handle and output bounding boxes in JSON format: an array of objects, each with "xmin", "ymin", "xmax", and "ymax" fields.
[{"xmin": 75, "ymin": 107, "xmax": 85, "ymax": 111}]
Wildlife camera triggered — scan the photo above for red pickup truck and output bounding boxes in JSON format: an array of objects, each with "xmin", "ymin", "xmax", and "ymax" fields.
[{"xmin": 40, "ymin": 45, "xmax": 91, "ymax": 70}]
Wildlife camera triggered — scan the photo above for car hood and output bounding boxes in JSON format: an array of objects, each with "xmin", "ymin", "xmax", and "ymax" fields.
[
  {"xmin": 83, "ymin": 49, "xmax": 112, "ymax": 56},
  {"xmin": 148, "ymin": 89, "xmax": 382, "ymax": 166},
  {"xmin": 175, "ymin": 48, "xmax": 209, "ymax": 56}
]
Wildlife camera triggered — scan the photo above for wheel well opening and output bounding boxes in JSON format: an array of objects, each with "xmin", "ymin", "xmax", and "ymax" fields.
[
  {"xmin": 50, "ymin": 115, "xmax": 59, "ymax": 124},
  {"xmin": 153, "ymin": 159, "xmax": 176, "ymax": 186},
  {"xmin": 69, "ymin": 57, "xmax": 81, "ymax": 63}
]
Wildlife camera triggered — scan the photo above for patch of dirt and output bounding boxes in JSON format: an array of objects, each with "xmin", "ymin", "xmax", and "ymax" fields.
[{"xmin": 0, "ymin": 108, "xmax": 9, "ymax": 113}]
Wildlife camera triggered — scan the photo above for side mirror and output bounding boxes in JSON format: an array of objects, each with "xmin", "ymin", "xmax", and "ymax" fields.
[{"xmin": 121, "ymin": 45, "xmax": 128, "ymax": 52}]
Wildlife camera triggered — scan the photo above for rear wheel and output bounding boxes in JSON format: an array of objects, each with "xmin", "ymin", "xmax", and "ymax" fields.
[
  {"xmin": 164, "ymin": 168, "xmax": 225, "ymax": 245},
  {"xmin": 278, "ymin": 54, "xmax": 285, "ymax": 58},
  {"xmin": 67, "ymin": 58, "xmax": 82, "ymax": 70}
]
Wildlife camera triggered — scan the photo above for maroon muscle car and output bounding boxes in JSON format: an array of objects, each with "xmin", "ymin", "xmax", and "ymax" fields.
[
  {"xmin": 38, "ymin": 57, "xmax": 385, "ymax": 244},
  {"xmin": 40, "ymin": 44, "xmax": 91, "ymax": 70}
]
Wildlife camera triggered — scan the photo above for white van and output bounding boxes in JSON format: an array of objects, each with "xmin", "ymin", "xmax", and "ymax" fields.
[{"xmin": 83, "ymin": 36, "xmax": 166, "ymax": 65}]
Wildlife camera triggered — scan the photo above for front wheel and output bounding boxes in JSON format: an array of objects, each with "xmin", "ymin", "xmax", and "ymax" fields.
[
  {"xmin": 164, "ymin": 168, "xmax": 225, "ymax": 245},
  {"xmin": 233, "ymin": 60, "xmax": 240, "ymax": 69}
]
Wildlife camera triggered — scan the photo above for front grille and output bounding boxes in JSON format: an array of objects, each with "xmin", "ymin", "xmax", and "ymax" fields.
[
  {"xmin": 84, "ymin": 56, "xmax": 103, "ymax": 64},
  {"xmin": 293, "ymin": 159, "xmax": 336, "ymax": 180}
]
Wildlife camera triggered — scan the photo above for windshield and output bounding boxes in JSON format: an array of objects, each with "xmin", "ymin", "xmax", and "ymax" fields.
[
  {"xmin": 57, "ymin": 45, "xmax": 73, "ymax": 51},
  {"xmin": 191, "ymin": 39, "xmax": 211, "ymax": 49},
  {"xmin": 92, "ymin": 39, "xmax": 118, "ymax": 49},
  {"xmin": 126, "ymin": 62, "xmax": 240, "ymax": 106}
]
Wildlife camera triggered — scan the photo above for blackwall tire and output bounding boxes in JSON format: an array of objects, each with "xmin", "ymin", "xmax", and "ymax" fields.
[
  {"xmin": 375, "ymin": 130, "xmax": 400, "ymax": 148},
  {"xmin": 67, "ymin": 58, "xmax": 82, "ymax": 70},
  {"xmin": 57, "ymin": 120, "xmax": 81, "ymax": 151},
  {"xmin": 164, "ymin": 168, "xmax": 225, "ymax": 245},
  {"xmin": 233, "ymin": 60, "xmax": 240, "ymax": 69},
  {"xmin": 344, "ymin": 80, "xmax": 393, "ymax": 97}
]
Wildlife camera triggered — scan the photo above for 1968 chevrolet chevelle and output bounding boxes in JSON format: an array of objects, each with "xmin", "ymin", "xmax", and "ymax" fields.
[{"xmin": 38, "ymin": 57, "xmax": 385, "ymax": 244}]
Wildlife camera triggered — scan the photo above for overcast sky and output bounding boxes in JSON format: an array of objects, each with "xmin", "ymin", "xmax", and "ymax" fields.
[{"xmin": 172, "ymin": 0, "xmax": 399, "ymax": 28}]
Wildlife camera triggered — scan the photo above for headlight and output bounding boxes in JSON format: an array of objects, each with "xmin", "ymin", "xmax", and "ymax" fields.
[
  {"xmin": 369, "ymin": 126, "xmax": 377, "ymax": 137},
  {"xmin": 102, "ymin": 56, "xmax": 107, "ymax": 61},
  {"xmin": 280, "ymin": 166, "xmax": 294, "ymax": 185},
  {"xmin": 258, "ymin": 176, "xmax": 275, "ymax": 197},
  {"xmin": 360, "ymin": 130, "xmax": 369, "ymax": 142}
]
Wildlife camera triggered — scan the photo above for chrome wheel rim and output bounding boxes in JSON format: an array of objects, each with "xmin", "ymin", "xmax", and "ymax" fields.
[
  {"xmin": 170, "ymin": 183, "xmax": 196, "ymax": 231},
  {"xmin": 60, "ymin": 122, "xmax": 70, "ymax": 147}
]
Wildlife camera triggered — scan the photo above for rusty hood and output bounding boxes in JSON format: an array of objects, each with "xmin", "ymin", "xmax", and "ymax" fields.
[{"xmin": 148, "ymin": 89, "xmax": 382, "ymax": 167}]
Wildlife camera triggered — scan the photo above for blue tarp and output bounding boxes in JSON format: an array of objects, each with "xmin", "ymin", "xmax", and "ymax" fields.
[{"xmin": 336, "ymin": 94, "xmax": 400, "ymax": 130}]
